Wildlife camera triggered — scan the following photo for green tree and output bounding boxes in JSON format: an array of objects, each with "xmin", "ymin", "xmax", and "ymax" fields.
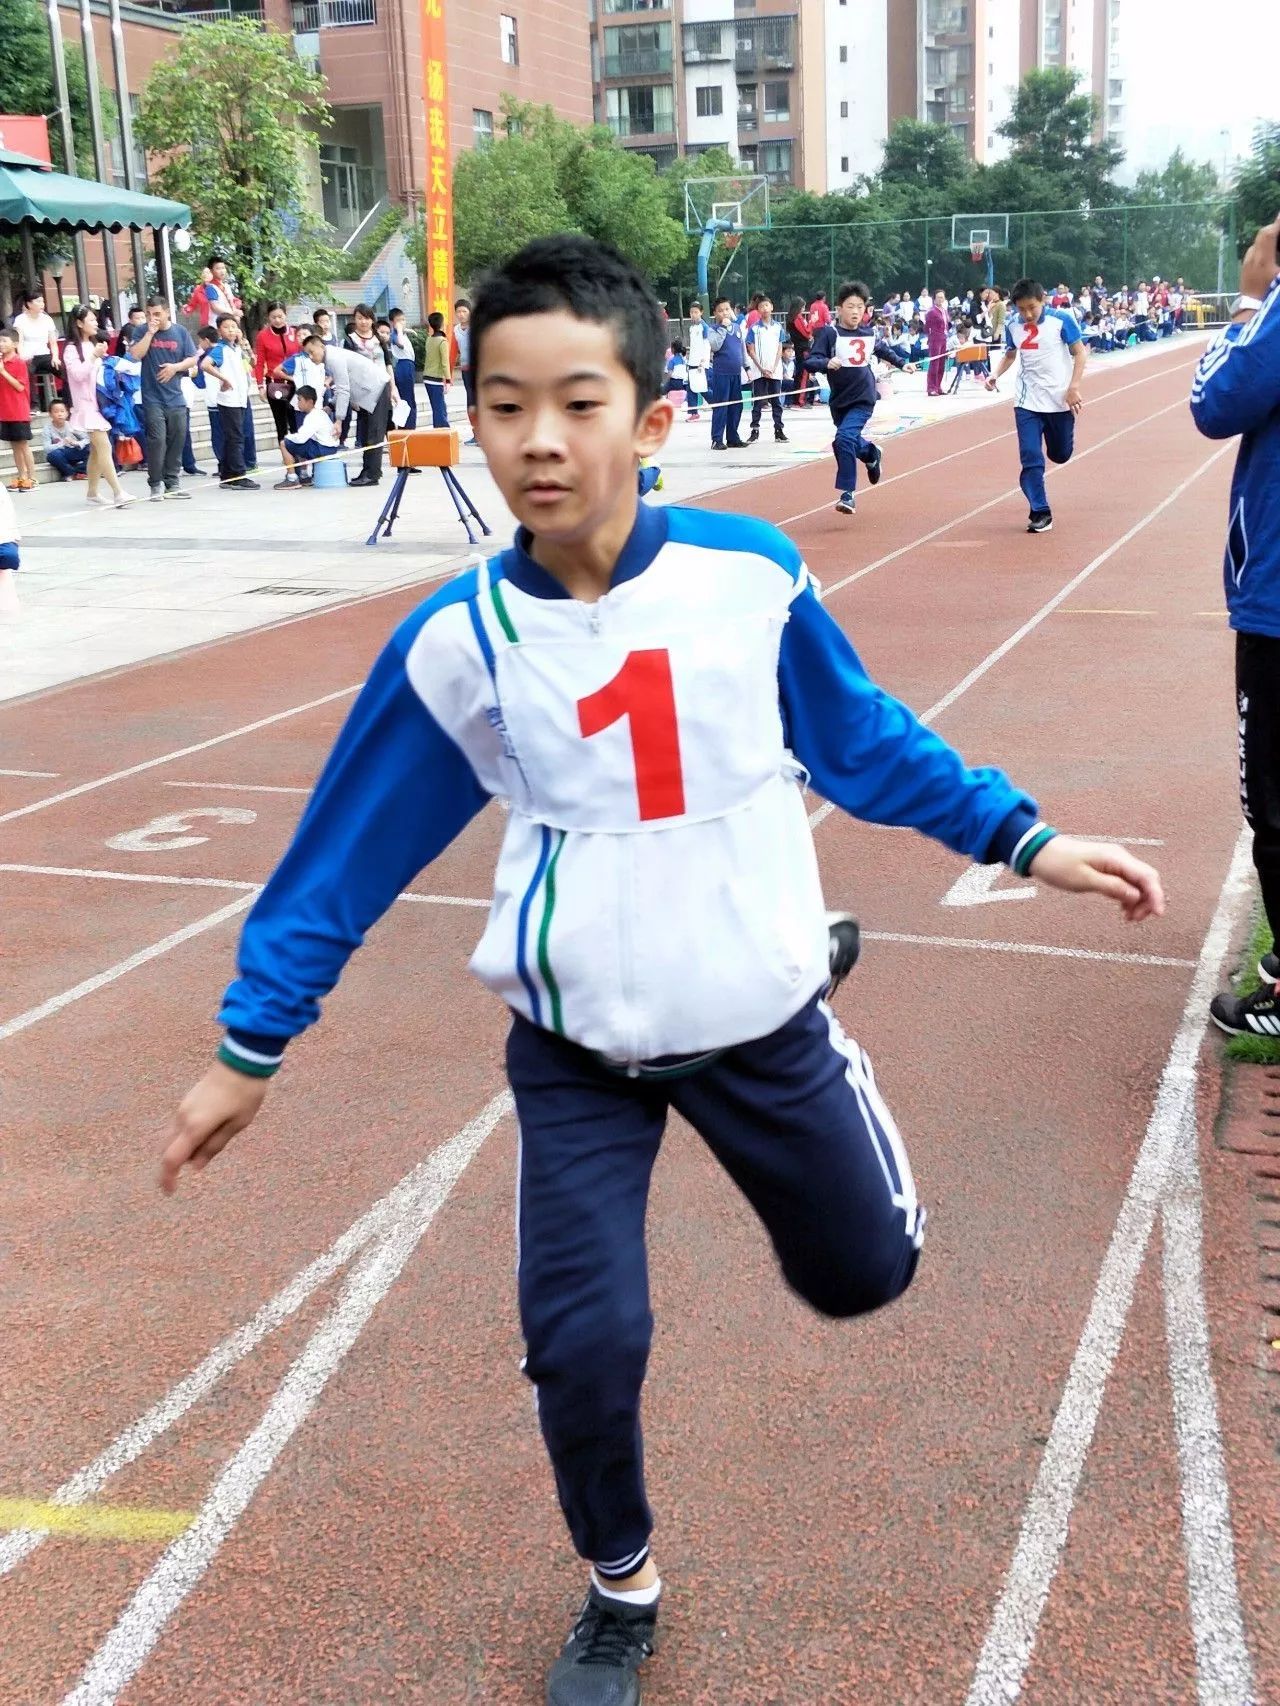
[
  {"xmin": 453, "ymin": 136, "xmax": 573, "ymax": 281},
  {"xmin": 135, "ymin": 20, "xmax": 339, "ymax": 325},
  {"xmin": 1231, "ymin": 122, "xmax": 1280, "ymax": 255},
  {"xmin": 997, "ymin": 67, "xmax": 1121, "ymax": 203},
  {"xmin": 451, "ymin": 100, "xmax": 687, "ymax": 285},
  {"xmin": 880, "ymin": 119, "xmax": 970, "ymax": 194}
]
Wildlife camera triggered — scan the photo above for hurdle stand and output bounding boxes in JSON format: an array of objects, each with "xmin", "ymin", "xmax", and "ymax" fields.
[{"xmin": 367, "ymin": 428, "xmax": 493, "ymax": 547}]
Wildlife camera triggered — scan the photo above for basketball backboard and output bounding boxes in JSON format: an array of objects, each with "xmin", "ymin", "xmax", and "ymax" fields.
[
  {"xmin": 949, "ymin": 212, "xmax": 1010, "ymax": 252},
  {"xmin": 684, "ymin": 174, "xmax": 770, "ymax": 236}
]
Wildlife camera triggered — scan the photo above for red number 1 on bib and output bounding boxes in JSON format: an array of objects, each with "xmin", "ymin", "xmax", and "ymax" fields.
[{"xmin": 578, "ymin": 649, "xmax": 686, "ymax": 821}]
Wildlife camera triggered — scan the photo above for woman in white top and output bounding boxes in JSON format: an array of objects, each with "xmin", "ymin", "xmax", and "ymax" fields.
[
  {"xmin": 12, "ymin": 289, "xmax": 60, "ymax": 410},
  {"xmin": 63, "ymin": 305, "xmax": 131, "ymax": 509}
]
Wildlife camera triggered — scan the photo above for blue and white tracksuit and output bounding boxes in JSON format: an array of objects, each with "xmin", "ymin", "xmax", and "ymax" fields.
[
  {"xmin": 216, "ymin": 501, "xmax": 1054, "ymax": 1574},
  {"xmin": 1004, "ymin": 305, "xmax": 1083, "ymax": 515},
  {"xmin": 805, "ymin": 321, "xmax": 906, "ymax": 493},
  {"xmin": 1190, "ymin": 272, "xmax": 1280, "ymax": 936}
]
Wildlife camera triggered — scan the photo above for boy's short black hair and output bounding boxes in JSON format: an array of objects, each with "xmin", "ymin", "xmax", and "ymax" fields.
[
  {"xmin": 711, "ymin": 296, "xmax": 731, "ymax": 312},
  {"xmin": 207, "ymin": 253, "xmax": 226, "ymax": 268},
  {"xmin": 427, "ymin": 311, "xmax": 445, "ymax": 333},
  {"xmin": 198, "ymin": 326, "xmax": 218, "ymax": 344},
  {"xmin": 352, "ymin": 302, "xmax": 374, "ymax": 321},
  {"xmin": 128, "ymin": 305, "xmax": 145, "ymax": 318},
  {"xmin": 1011, "ymin": 277, "xmax": 1045, "ymax": 303},
  {"xmin": 669, "ymin": 337, "xmax": 685, "ymax": 355},
  {"xmin": 215, "ymin": 312, "xmax": 237, "ymax": 331},
  {"xmin": 836, "ymin": 279, "xmax": 872, "ymax": 306},
  {"xmin": 304, "ymin": 332, "xmax": 325, "ymax": 348},
  {"xmin": 314, "ymin": 307, "xmax": 331, "ymax": 322},
  {"xmin": 389, "ymin": 306, "xmax": 405, "ymax": 319},
  {"xmin": 295, "ymin": 385, "xmax": 318, "ymax": 404},
  {"xmin": 471, "ymin": 235, "xmax": 666, "ymax": 405},
  {"xmin": 146, "ymin": 296, "xmax": 167, "ymax": 309}
]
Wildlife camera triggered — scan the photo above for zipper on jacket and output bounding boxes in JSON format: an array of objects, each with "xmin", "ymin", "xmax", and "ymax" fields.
[{"xmin": 617, "ymin": 832, "xmax": 639, "ymax": 1071}]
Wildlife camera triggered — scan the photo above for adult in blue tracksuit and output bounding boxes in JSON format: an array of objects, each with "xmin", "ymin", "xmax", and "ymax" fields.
[
  {"xmin": 706, "ymin": 296, "xmax": 747, "ymax": 450},
  {"xmin": 805, "ymin": 279, "xmax": 910, "ymax": 515},
  {"xmin": 1190, "ymin": 217, "xmax": 1280, "ymax": 1038}
]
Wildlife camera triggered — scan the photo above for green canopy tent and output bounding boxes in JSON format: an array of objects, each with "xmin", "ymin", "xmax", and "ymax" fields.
[{"xmin": 0, "ymin": 144, "xmax": 191, "ymax": 319}]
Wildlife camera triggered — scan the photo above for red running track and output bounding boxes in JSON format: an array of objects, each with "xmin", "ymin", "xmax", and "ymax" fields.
[{"xmin": 1, "ymin": 339, "xmax": 1276, "ymax": 1705}]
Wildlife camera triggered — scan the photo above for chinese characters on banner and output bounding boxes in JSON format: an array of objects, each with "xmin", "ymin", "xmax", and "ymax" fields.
[{"xmin": 421, "ymin": 0, "xmax": 454, "ymax": 321}]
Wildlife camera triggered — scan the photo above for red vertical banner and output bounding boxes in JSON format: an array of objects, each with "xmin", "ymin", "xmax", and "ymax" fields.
[{"xmin": 421, "ymin": 0, "xmax": 454, "ymax": 321}]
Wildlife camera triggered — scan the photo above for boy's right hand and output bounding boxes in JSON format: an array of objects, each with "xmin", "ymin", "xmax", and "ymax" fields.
[{"xmin": 159, "ymin": 1062, "xmax": 270, "ymax": 1195}]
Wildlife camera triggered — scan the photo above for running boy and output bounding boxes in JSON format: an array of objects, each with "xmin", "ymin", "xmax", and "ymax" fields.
[
  {"xmin": 805, "ymin": 280, "xmax": 911, "ymax": 516},
  {"xmin": 985, "ymin": 276, "xmax": 1086, "ymax": 534},
  {"xmin": 160, "ymin": 236, "xmax": 1164, "ymax": 1706}
]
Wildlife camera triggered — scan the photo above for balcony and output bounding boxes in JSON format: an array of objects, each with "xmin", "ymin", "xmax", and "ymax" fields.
[
  {"xmin": 169, "ymin": 4, "xmax": 264, "ymax": 21},
  {"xmin": 738, "ymin": 108, "xmax": 757, "ymax": 133},
  {"xmin": 682, "ymin": 23, "xmax": 730, "ymax": 62},
  {"xmin": 607, "ymin": 114, "xmax": 674, "ymax": 139},
  {"xmin": 602, "ymin": 48, "xmax": 672, "ymax": 76},
  {"xmin": 292, "ymin": 0, "xmax": 375, "ymax": 28}
]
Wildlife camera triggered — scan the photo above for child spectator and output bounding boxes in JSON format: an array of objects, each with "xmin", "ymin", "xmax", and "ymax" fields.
[
  {"xmin": 388, "ymin": 308, "xmax": 419, "ymax": 430},
  {"xmin": 200, "ymin": 313, "xmax": 259, "ymax": 492},
  {"xmin": 274, "ymin": 385, "xmax": 339, "ymax": 488},
  {"xmin": 684, "ymin": 301, "xmax": 710, "ymax": 419},
  {"xmin": 780, "ymin": 338, "xmax": 796, "ymax": 405},
  {"xmin": 0, "ymin": 327, "xmax": 36, "ymax": 491},
  {"xmin": 661, "ymin": 339, "xmax": 687, "ymax": 405},
  {"xmin": 312, "ymin": 308, "xmax": 339, "ymax": 349},
  {"xmin": 114, "ymin": 305, "xmax": 146, "ymax": 358},
  {"xmin": 42, "ymin": 399, "xmax": 90, "ymax": 480},
  {"xmin": 422, "ymin": 311, "xmax": 451, "ymax": 429}
]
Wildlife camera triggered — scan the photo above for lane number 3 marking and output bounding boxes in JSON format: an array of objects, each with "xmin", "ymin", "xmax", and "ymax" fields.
[{"xmin": 106, "ymin": 806, "xmax": 257, "ymax": 853}]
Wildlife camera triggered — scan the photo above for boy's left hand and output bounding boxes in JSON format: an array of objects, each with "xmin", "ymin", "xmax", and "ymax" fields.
[
  {"xmin": 1066, "ymin": 383, "xmax": 1084, "ymax": 414},
  {"xmin": 1029, "ymin": 835, "xmax": 1164, "ymax": 922}
]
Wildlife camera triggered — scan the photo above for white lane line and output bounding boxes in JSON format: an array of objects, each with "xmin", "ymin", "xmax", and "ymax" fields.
[
  {"xmin": 809, "ymin": 440, "xmax": 1232, "ymax": 829},
  {"xmin": 163, "ymin": 781, "xmax": 310, "ymax": 795},
  {"xmin": 62, "ymin": 1089, "xmax": 514, "ymax": 1706},
  {"xmin": 0, "ymin": 1088, "xmax": 512, "ymax": 1582},
  {"xmin": 820, "ymin": 392, "xmax": 1190, "ymax": 601},
  {"xmin": 778, "ymin": 352, "xmax": 1198, "ymax": 530},
  {"xmin": 1161, "ymin": 1106, "xmax": 1255, "ymax": 1703},
  {"xmin": 0, "ymin": 686, "xmax": 359, "ymax": 827},
  {"xmin": 964, "ymin": 824, "xmax": 1254, "ymax": 1706},
  {"xmin": 0, "ymin": 864, "xmax": 491, "ymax": 912},
  {"xmin": 862, "ymin": 930, "xmax": 1194, "ymax": 969},
  {"xmin": 0, "ymin": 897, "xmax": 255, "ymax": 1045},
  {"xmin": 0, "ymin": 767, "xmax": 61, "ymax": 777}
]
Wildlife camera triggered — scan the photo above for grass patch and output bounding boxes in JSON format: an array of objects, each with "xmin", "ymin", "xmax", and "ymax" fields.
[{"xmin": 1223, "ymin": 912, "xmax": 1280, "ymax": 1064}]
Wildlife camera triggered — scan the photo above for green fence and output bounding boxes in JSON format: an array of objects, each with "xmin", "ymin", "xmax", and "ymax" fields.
[{"xmin": 708, "ymin": 201, "xmax": 1232, "ymax": 311}]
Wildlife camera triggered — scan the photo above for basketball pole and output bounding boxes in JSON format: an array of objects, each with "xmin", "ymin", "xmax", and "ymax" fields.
[{"xmin": 696, "ymin": 217, "xmax": 734, "ymax": 312}]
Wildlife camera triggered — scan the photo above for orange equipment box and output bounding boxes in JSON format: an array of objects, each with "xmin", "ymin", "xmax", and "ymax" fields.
[{"xmin": 388, "ymin": 428, "xmax": 461, "ymax": 469}]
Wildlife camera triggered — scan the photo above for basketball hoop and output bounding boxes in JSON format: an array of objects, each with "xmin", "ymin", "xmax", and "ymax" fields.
[
  {"xmin": 970, "ymin": 241, "xmax": 987, "ymax": 266},
  {"xmin": 723, "ymin": 231, "xmax": 741, "ymax": 251}
]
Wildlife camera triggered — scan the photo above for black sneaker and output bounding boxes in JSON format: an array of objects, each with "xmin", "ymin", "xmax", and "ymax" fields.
[
  {"xmin": 865, "ymin": 446, "xmax": 883, "ymax": 485},
  {"xmin": 1210, "ymin": 982, "xmax": 1280, "ymax": 1038},
  {"xmin": 835, "ymin": 491, "xmax": 855, "ymax": 515},
  {"xmin": 747, "ymin": 427, "xmax": 760, "ymax": 443},
  {"xmin": 774, "ymin": 429, "xmax": 789, "ymax": 443},
  {"xmin": 825, "ymin": 911, "xmax": 862, "ymax": 1000},
  {"xmin": 1258, "ymin": 951, "xmax": 1279, "ymax": 986},
  {"xmin": 546, "ymin": 1584, "xmax": 657, "ymax": 1706},
  {"xmin": 1027, "ymin": 510, "xmax": 1053, "ymax": 533},
  {"xmin": 164, "ymin": 487, "xmax": 192, "ymax": 501}
]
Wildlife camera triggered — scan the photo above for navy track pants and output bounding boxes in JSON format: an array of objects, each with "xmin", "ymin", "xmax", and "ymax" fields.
[{"xmin": 507, "ymin": 992, "xmax": 925, "ymax": 1570}]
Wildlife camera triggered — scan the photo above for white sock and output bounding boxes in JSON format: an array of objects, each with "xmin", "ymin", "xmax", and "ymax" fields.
[{"xmin": 591, "ymin": 1568, "xmax": 662, "ymax": 1607}]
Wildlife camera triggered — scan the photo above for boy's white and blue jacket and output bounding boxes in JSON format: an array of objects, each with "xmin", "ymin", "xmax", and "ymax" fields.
[
  {"xmin": 219, "ymin": 503, "xmax": 1049, "ymax": 1075},
  {"xmin": 1190, "ymin": 272, "xmax": 1280, "ymax": 639}
]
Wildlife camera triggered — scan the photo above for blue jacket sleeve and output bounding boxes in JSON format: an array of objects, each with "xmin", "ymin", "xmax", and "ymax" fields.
[
  {"xmin": 874, "ymin": 338, "xmax": 908, "ymax": 370},
  {"xmin": 778, "ymin": 581, "xmax": 1041, "ymax": 863},
  {"xmin": 1190, "ymin": 279, "xmax": 1280, "ymax": 439},
  {"xmin": 218, "ymin": 633, "xmax": 489, "ymax": 1053},
  {"xmin": 805, "ymin": 325, "xmax": 835, "ymax": 372}
]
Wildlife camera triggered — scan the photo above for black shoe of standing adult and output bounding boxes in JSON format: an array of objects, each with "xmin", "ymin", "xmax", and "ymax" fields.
[
  {"xmin": 726, "ymin": 437, "xmax": 747, "ymax": 449},
  {"xmin": 546, "ymin": 1584, "xmax": 657, "ymax": 1706},
  {"xmin": 747, "ymin": 427, "xmax": 760, "ymax": 443},
  {"xmin": 348, "ymin": 473, "xmax": 380, "ymax": 487}
]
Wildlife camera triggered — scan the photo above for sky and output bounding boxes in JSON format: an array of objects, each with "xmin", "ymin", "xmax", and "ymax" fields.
[{"xmin": 1116, "ymin": 0, "xmax": 1279, "ymax": 180}]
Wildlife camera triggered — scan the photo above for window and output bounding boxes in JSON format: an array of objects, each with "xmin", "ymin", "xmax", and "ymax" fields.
[
  {"xmin": 758, "ymin": 139, "xmax": 792, "ymax": 182},
  {"xmin": 472, "ymin": 108, "xmax": 494, "ymax": 145},
  {"xmin": 738, "ymin": 80, "xmax": 757, "ymax": 123},
  {"xmin": 839, "ymin": 99, "xmax": 848, "ymax": 118},
  {"xmin": 763, "ymin": 79, "xmax": 788, "ymax": 121},
  {"xmin": 840, "ymin": 154, "xmax": 849, "ymax": 171},
  {"xmin": 695, "ymin": 84, "xmax": 722, "ymax": 117},
  {"xmin": 838, "ymin": 44, "xmax": 846, "ymax": 61},
  {"xmin": 603, "ymin": 20, "xmax": 672, "ymax": 75},
  {"xmin": 604, "ymin": 82, "xmax": 674, "ymax": 136},
  {"xmin": 500, "ymin": 12, "xmax": 518, "ymax": 64}
]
